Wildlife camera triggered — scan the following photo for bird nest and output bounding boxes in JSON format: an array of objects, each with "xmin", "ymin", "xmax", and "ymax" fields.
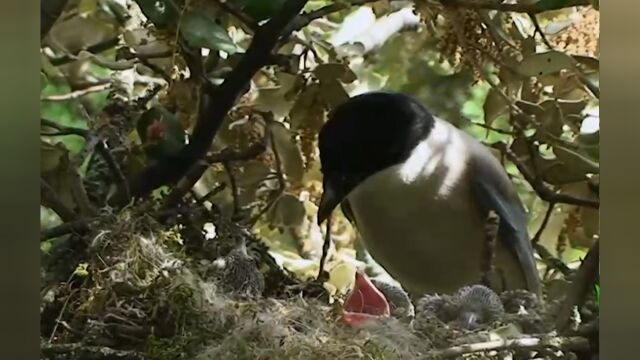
[{"xmin": 40, "ymin": 208, "xmax": 597, "ymax": 360}]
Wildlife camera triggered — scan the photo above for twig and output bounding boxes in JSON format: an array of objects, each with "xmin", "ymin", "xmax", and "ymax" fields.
[
  {"xmin": 94, "ymin": 140, "xmax": 130, "ymax": 201},
  {"xmin": 223, "ymin": 161, "xmax": 241, "ymax": 216},
  {"xmin": 422, "ymin": 335, "xmax": 590, "ymax": 359},
  {"xmin": 556, "ymin": 239, "xmax": 599, "ymax": 332},
  {"xmin": 48, "ymin": 37, "xmax": 120, "ymax": 66},
  {"xmin": 284, "ymin": 0, "xmax": 380, "ymax": 34},
  {"xmin": 494, "ymin": 142, "xmax": 599, "ymax": 209},
  {"xmin": 534, "ymin": 242, "xmax": 572, "ymax": 277},
  {"xmin": 40, "ymin": 0, "xmax": 70, "ymax": 40},
  {"xmin": 468, "ymin": 120, "xmax": 515, "ymax": 135},
  {"xmin": 438, "ymin": 0, "xmax": 591, "ymax": 14},
  {"xmin": 249, "ymin": 128, "xmax": 287, "ymax": 225},
  {"xmin": 40, "ymin": 219, "xmax": 94, "ymax": 241},
  {"xmin": 41, "ymin": 342, "xmax": 145, "ymax": 360},
  {"xmin": 532, "ymin": 202, "xmax": 555, "ymax": 244},
  {"xmin": 41, "ymin": 83, "xmax": 112, "ymax": 101},
  {"xmin": 529, "ymin": 13, "xmax": 554, "ymax": 50},
  {"xmin": 480, "ymin": 211, "xmax": 500, "ymax": 289},
  {"xmin": 207, "ymin": 142, "xmax": 267, "ymax": 163},
  {"xmin": 48, "ymin": 287, "xmax": 76, "ymax": 343},
  {"xmin": 201, "ymin": 183, "xmax": 228, "ymax": 202},
  {"xmin": 164, "ymin": 141, "xmax": 266, "ymax": 207},
  {"xmin": 138, "ymin": 58, "xmax": 172, "ymax": 82},
  {"xmin": 41, "ymin": 118, "xmax": 88, "ymax": 137}
]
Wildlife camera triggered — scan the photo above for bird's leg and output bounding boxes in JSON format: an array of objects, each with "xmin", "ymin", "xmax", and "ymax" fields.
[{"xmin": 481, "ymin": 211, "xmax": 501, "ymax": 291}]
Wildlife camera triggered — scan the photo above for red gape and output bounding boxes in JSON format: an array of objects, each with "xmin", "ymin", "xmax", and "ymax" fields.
[{"xmin": 342, "ymin": 272, "xmax": 390, "ymax": 327}]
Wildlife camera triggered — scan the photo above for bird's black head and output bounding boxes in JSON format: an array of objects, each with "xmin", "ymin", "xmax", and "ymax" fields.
[{"xmin": 317, "ymin": 91, "xmax": 435, "ymax": 224}]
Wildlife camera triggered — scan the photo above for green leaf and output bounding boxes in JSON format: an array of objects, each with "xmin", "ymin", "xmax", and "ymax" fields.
[
  {"xmin": 516, "ymin": 51, "xmax": 574, "ymax": 77},
  {"xmin": 535, "ymin": 0, "xmax": 576, "ymax": 12},
  {"xmin": 269, "ymin": 122, "xmax": 305, "ymax": 185},
  {"xmin": 135, "ymin": 0, "xmax": 180, "ymax": 28},
  {"xmin": 180, "ymin": 11, "xmax": 239, "ymax": 54},
  {"xmin": 483, "ymin": 88, "xmax": 510, "ymax": 126},
  {"xmin": 270, "ymin": 193, "xmax": 306, "ymax": 228},
  {"xmin": 594, "ymin": 284, "xmax": 600, "ymax": 306},
  {"xmin": 238, "ymin": 0, "xmax": 288, "ymax": 22},
  {"xmin": 553, "ymin": 143, "xmax": 599, "ymax": 175}
]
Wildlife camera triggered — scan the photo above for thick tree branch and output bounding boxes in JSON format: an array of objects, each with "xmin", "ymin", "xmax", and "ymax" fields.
[
  {"xmin": 124, "ymin": 0, "xmax": 309, "ymax": 203},
  {"xmin": 439, "ymin": 0, "xmax": 592, "ymax": 14},
  {"xmin": 41, "ymin": 0, "xmax": 70, "ymax": 40}
]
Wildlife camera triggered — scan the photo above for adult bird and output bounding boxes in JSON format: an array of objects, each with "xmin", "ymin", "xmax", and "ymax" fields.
[{"xmin": 317, "ymin": 91, "xmax": 541, "ymax": 298}]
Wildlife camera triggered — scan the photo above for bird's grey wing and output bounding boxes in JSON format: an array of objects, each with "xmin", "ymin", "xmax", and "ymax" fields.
[{"xmin": 468, "ymin": 144, "xmax": 541, "ymax": 296}]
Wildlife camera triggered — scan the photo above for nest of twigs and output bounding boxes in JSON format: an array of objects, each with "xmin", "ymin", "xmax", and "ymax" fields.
[{"xmin": 40, "ymin": 205, "xmax": 598, "ymax": 360}]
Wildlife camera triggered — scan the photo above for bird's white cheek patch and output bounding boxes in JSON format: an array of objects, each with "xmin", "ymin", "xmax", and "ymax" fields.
[{"xmin": 397, "ymin": 120, "xmax": 468, "ymax": 198}]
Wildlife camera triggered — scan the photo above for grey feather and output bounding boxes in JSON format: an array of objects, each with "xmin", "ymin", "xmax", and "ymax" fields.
[{"xmin": 466, "ymin": 139, "xmax": 541, "ymax": 297}]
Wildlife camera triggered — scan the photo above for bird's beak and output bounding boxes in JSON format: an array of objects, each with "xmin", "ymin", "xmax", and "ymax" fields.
[
  {"xmin": 458, "ymin": 311, "xmax": 479, "ymax": 330},
  {"xmin": 317, "ymin": 178, "xmax": 343, "ymax": 225}
]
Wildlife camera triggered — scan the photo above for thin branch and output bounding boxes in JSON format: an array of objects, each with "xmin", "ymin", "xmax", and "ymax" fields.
[
  {"xmin": 201, "ymin": 183, "xmax": 227, "ymax": 202},
  {"xmin": 532, "ymin": 201, "xmax": 555, "ymax": 244},
  {"xmin": 40, "ymin": 219, "xmax": 94, "ymax": 241},
  {"xmin": 94, "ymin": 140, "xmax": 130, "ymax": 201},
  {"xmin": 41, "ymin": 342, "xmax": 145, "ymax": 360},
  {"xmin": 529, "ymin": 13, "xmax": 554, "ymax": 49},
  {"xmin": 40, "ymin": 0, "xmax": 70, "ymax": 40},
  {"xmin": 41, "ymin": 118, "xmax": 88, "ymax": 137},
  {"xmin": 423, "ymin": 335, "xmax": 590, "ymax": 359},
  {"xmin": 556, "ymin": 239, "xmax": 600, "ymax": 332},
  {"xmin": 124, "ymin": 0, "xmax": 310, "ymax": 201},
  {"xmin": 439, "ymin": 0, "xmax": 592, "ymax": 14},
  {"xmin": 494, "ymin": 142, "xmax": 599, "ymax": 209},
  {"xmin": 164, "ymin": 141, "xmax": 266, "ymax": 207},
  {"xmin": 534, "ymin": 242, "xmax": 572, "ymax": 277},
  {"xmin": 223, "ymin": 161, "xmax": 241, "ymax": 216},
  {"xmin": 41, "ymin": 83, "xmax": 112, "ymax": 101},
  {"xmin": 208, "ymin": 142, "xmax": 267, "ymax": 163},
  {"xmin": 284, "ymin": 0, "xmax": 380, "ymax": 34},
  {"xmin": 48, "ymin": 37, "xmax": 120, "ymax": 66},
  {"xmin": 249, "ymin": 127, "xmax": 287, "ymax": 225}
]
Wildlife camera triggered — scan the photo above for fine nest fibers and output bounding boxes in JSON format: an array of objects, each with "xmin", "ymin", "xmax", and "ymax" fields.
[{"xmin": 41, "ymin": 208, "xmax": 576, "ymax": 360}]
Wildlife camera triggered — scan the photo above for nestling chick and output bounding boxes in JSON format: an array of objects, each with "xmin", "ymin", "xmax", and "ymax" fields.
[
  {"xmin": 415, "ymin": 285, "xmax": 504, "ymax": 330},
  {"xmin": 452, "ymin": 285, "xmax": 505, "ymax": 329},
  {"xmin": 213, "ymin": 240, "xmax": 265, "ymax": 298},
  {"xmin": 370, "ymin": 278, "xmax": 415, "ymax": 320}
]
